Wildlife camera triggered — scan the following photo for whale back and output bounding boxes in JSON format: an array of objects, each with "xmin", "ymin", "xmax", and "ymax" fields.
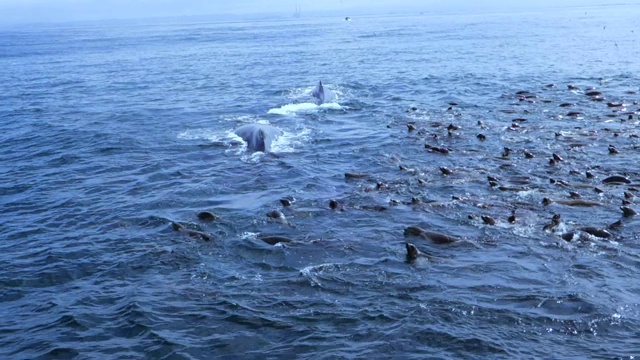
[
  {"xmin": 312, "ymin": 81, "xmax": 335, "ymax": 105},
  {"xmin": 234, "ymin": 124, "xmax": 281, "ymax": 153},
  {"xmin": 312, "ymin": 81, "xmax": 325, "ymax": 104}
]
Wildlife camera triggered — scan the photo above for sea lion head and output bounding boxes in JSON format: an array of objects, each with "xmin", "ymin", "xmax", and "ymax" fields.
[
  {"xmin": 405, "ymin": 243, "xmax": 420, "ymax": 261},
  {"xmin": 404, "ymin": 226, "xmax": 425, "ymax": 237}
]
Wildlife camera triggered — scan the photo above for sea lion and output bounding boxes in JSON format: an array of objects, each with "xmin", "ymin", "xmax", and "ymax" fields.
[
  {"xmin": 579, "ymin": 227, "xmax": 613, "ymax": 239},
  {"xmin": 359, "ymin": 205, "xmax": 388, "ymax": 212},
  {"xmin": 481, "ymin": 215, "xmax": 496, "ymax": 225},
  {"xmin": 621, "ymin": 206, "xmax": 637, "ymax": 217},
  {"xmin": 543, "ymin": 214, "xmax": 562, "ymax": 232},
  {"xmin": 498, "ymin": 186, "xmax": 530, "ymax": 192},
  {"xmin": 425, "ymin": 144, "xmax": 450, "ymax": 154},
  {"xmin": 171, "ymin": 222, "xmax": 212, "ymax": 241},
  {"xmin": 608, "ymin": 219, "xmax": 623, "ymax": 230},
  {"xmin": 569, "ymin": 191, "xmax": 581, "ymax": 199},
  {"xmin": 345, "ymin": 172, "xmax": 370, "ymax": 179},
  {"xmin": 259, "ymin": 235, "xmax": 294, "ymax": 245},
  {"xmin": 280, "ymin": 199, "xmax": 293, "ymax": 207},
  {"xmin": 439, "ymin": 167, "xmax": 453, "ymax": 175},
  {"xmin": 602, "ymin": 175, "xmax": 631, "ymax": 184},
  {"xmin": 542, "ymin": 198, "xmax": 601, "ymax": 207},
  {"xmin": 405, "ymin": 243, "xmax": 431, "ymax": 262},
  {"xmin": 404, "ymin": 226, "xmax": 461, "ymax": 244},
  {"xmin": 406, "ymin": 242, "xmax": 420, "ymax": 261},
  {"xmin": 266, "ymin": 210, "xmax": 288, "ymax": 224},
  {"xmin": 197, "ymin": 211, "xmax": 218, "ymax": 221},
  {"xmin": 561, "ymin": 231, "xmax": 579, "ymax": 242},
  {"xmin": 329, "ymin": 199, "xmax": 343, "ymax": 211}
]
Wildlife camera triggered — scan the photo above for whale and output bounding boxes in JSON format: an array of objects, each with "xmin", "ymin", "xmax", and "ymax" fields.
[
  {"xmin": 311, "ymin": 81, "xmax": 336, "ymax": 105},
  {"xmin": 234, "ymin": 124, "xmax": 282, "ymax": 153}
]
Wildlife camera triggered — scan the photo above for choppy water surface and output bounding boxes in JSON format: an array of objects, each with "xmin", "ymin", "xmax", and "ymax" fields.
[{"xmin": 2, "ymin": 4, "xmax": 640, "ymax": 359}]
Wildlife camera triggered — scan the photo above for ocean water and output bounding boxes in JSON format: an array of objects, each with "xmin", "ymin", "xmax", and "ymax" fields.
[{"xmin": 2, "ymin": 4, "xmax": 640, "ymax": 359}]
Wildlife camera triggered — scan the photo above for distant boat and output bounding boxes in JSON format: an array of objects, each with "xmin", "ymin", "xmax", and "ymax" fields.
[
  {"xmin": 294, "ymin": 4, "xmax": 301, "ymax": 18},
  {"xmin": 345, "ymin": 16, "xmax": 351, "ymax": 21}
]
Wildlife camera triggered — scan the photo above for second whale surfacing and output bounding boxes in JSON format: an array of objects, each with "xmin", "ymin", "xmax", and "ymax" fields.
[
  {"xmin": 311, "ymin": 81, "xmax": 336, "ymax": 105},
  {"xmin": 234, "ymin": 124, "xmax": 282, "ymax": 153}
]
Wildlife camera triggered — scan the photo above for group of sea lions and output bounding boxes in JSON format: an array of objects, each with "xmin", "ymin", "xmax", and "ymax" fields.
[
  {"xmin": 171, "ymin": 81, "xmax": 639, "ymax": 266},
  {"xmin": 396, "ymin": 82, "xmax": 639, "ymax": 262}
]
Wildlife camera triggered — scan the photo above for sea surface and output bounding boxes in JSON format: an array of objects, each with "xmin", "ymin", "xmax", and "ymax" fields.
[{"xmin": 2, "ymin": 4, "xmax": 640, "ymax": 359}]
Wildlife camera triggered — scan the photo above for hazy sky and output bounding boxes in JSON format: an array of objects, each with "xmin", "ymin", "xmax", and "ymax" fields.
[{"xmin": 0, "ymin": 0, "xmax": 631, "ymax": 25}]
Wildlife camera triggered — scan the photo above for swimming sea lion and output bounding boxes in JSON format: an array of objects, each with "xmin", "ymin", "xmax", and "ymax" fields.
[
  {"xmin": 608, "ymin": 219, "xmax": 623, "ymax": 230},
  {"xmin": 259, "ymin": 235, "xmax": 294, "ymax": 245},
  {"xmin": 542, "ymin": 198, "xmax": 601, "ymax": 207},
  {"xmin": 280, "ymin": 199, "xmax": 293, "ymax": 207},
  {"xmin": 439, "ymin": 167, "xmax": 453, "ymax": 175},
  {"xmin": 621, "ymin": 206, "xmax": 637, "ymax": 217},
  {"xmin": 404, "ymin": 226, "xmax": 460, "ymax": 244},
  {"xmin": 345, "ymin": 172, "xmax": 370, "ymax": 179},
  {"xmin": 405, "ymin": 243, "xmax": 431, "ymax": 262},
  {"xmin": 579, "ymin": 227, "xmax": 613, "ymax": 239},
  {"xmin": 171, "ymin": 222, "xmax": 212, "ymax": 241},
  {"xmin": 329, "ymin": 199, "xmax": 344, "ymax": 211},
  {"xmin": 266, "ymin": 210, "xmax": 288, "ymax": 224},
  {"xmin": 498, "ymin": 186, "xmax": 530, "ymax": 192},
  {"xmin": 197, "ymin": 211, "xmax": 218, "ymax": 221},
  {"xmin": 425, "ymin": 144, "xmax": 450, "ymax": 154},
  {"xmin": 543, "ymin": 214, "xmax": 562, "ymax": 232},
  {"xmin": 602, "ymin": 175, "xmax": 631, "ymax": 184},
  {"xmin": 481, "ymin": 215, "xmax": 496, "ymax": 225}
]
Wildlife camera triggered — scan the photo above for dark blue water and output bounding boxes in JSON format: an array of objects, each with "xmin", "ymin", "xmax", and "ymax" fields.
[{"xmin": 2, "ymin": 4, "xmax": 640, "ymax": 359}]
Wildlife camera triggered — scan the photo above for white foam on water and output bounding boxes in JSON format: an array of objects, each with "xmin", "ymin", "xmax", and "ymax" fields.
[
  {"xmin": 267, "ymin": 101, "xmax": 343, "ymax": 115},
  {"xmin": 177, "ymin": 128, "xmax": 222, "ymax": 142}
]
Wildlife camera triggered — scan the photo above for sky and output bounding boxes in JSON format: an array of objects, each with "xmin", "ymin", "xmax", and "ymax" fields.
[{"xmin": 0, "ymin": 0, "xmax": 632, "ymax": 25}]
